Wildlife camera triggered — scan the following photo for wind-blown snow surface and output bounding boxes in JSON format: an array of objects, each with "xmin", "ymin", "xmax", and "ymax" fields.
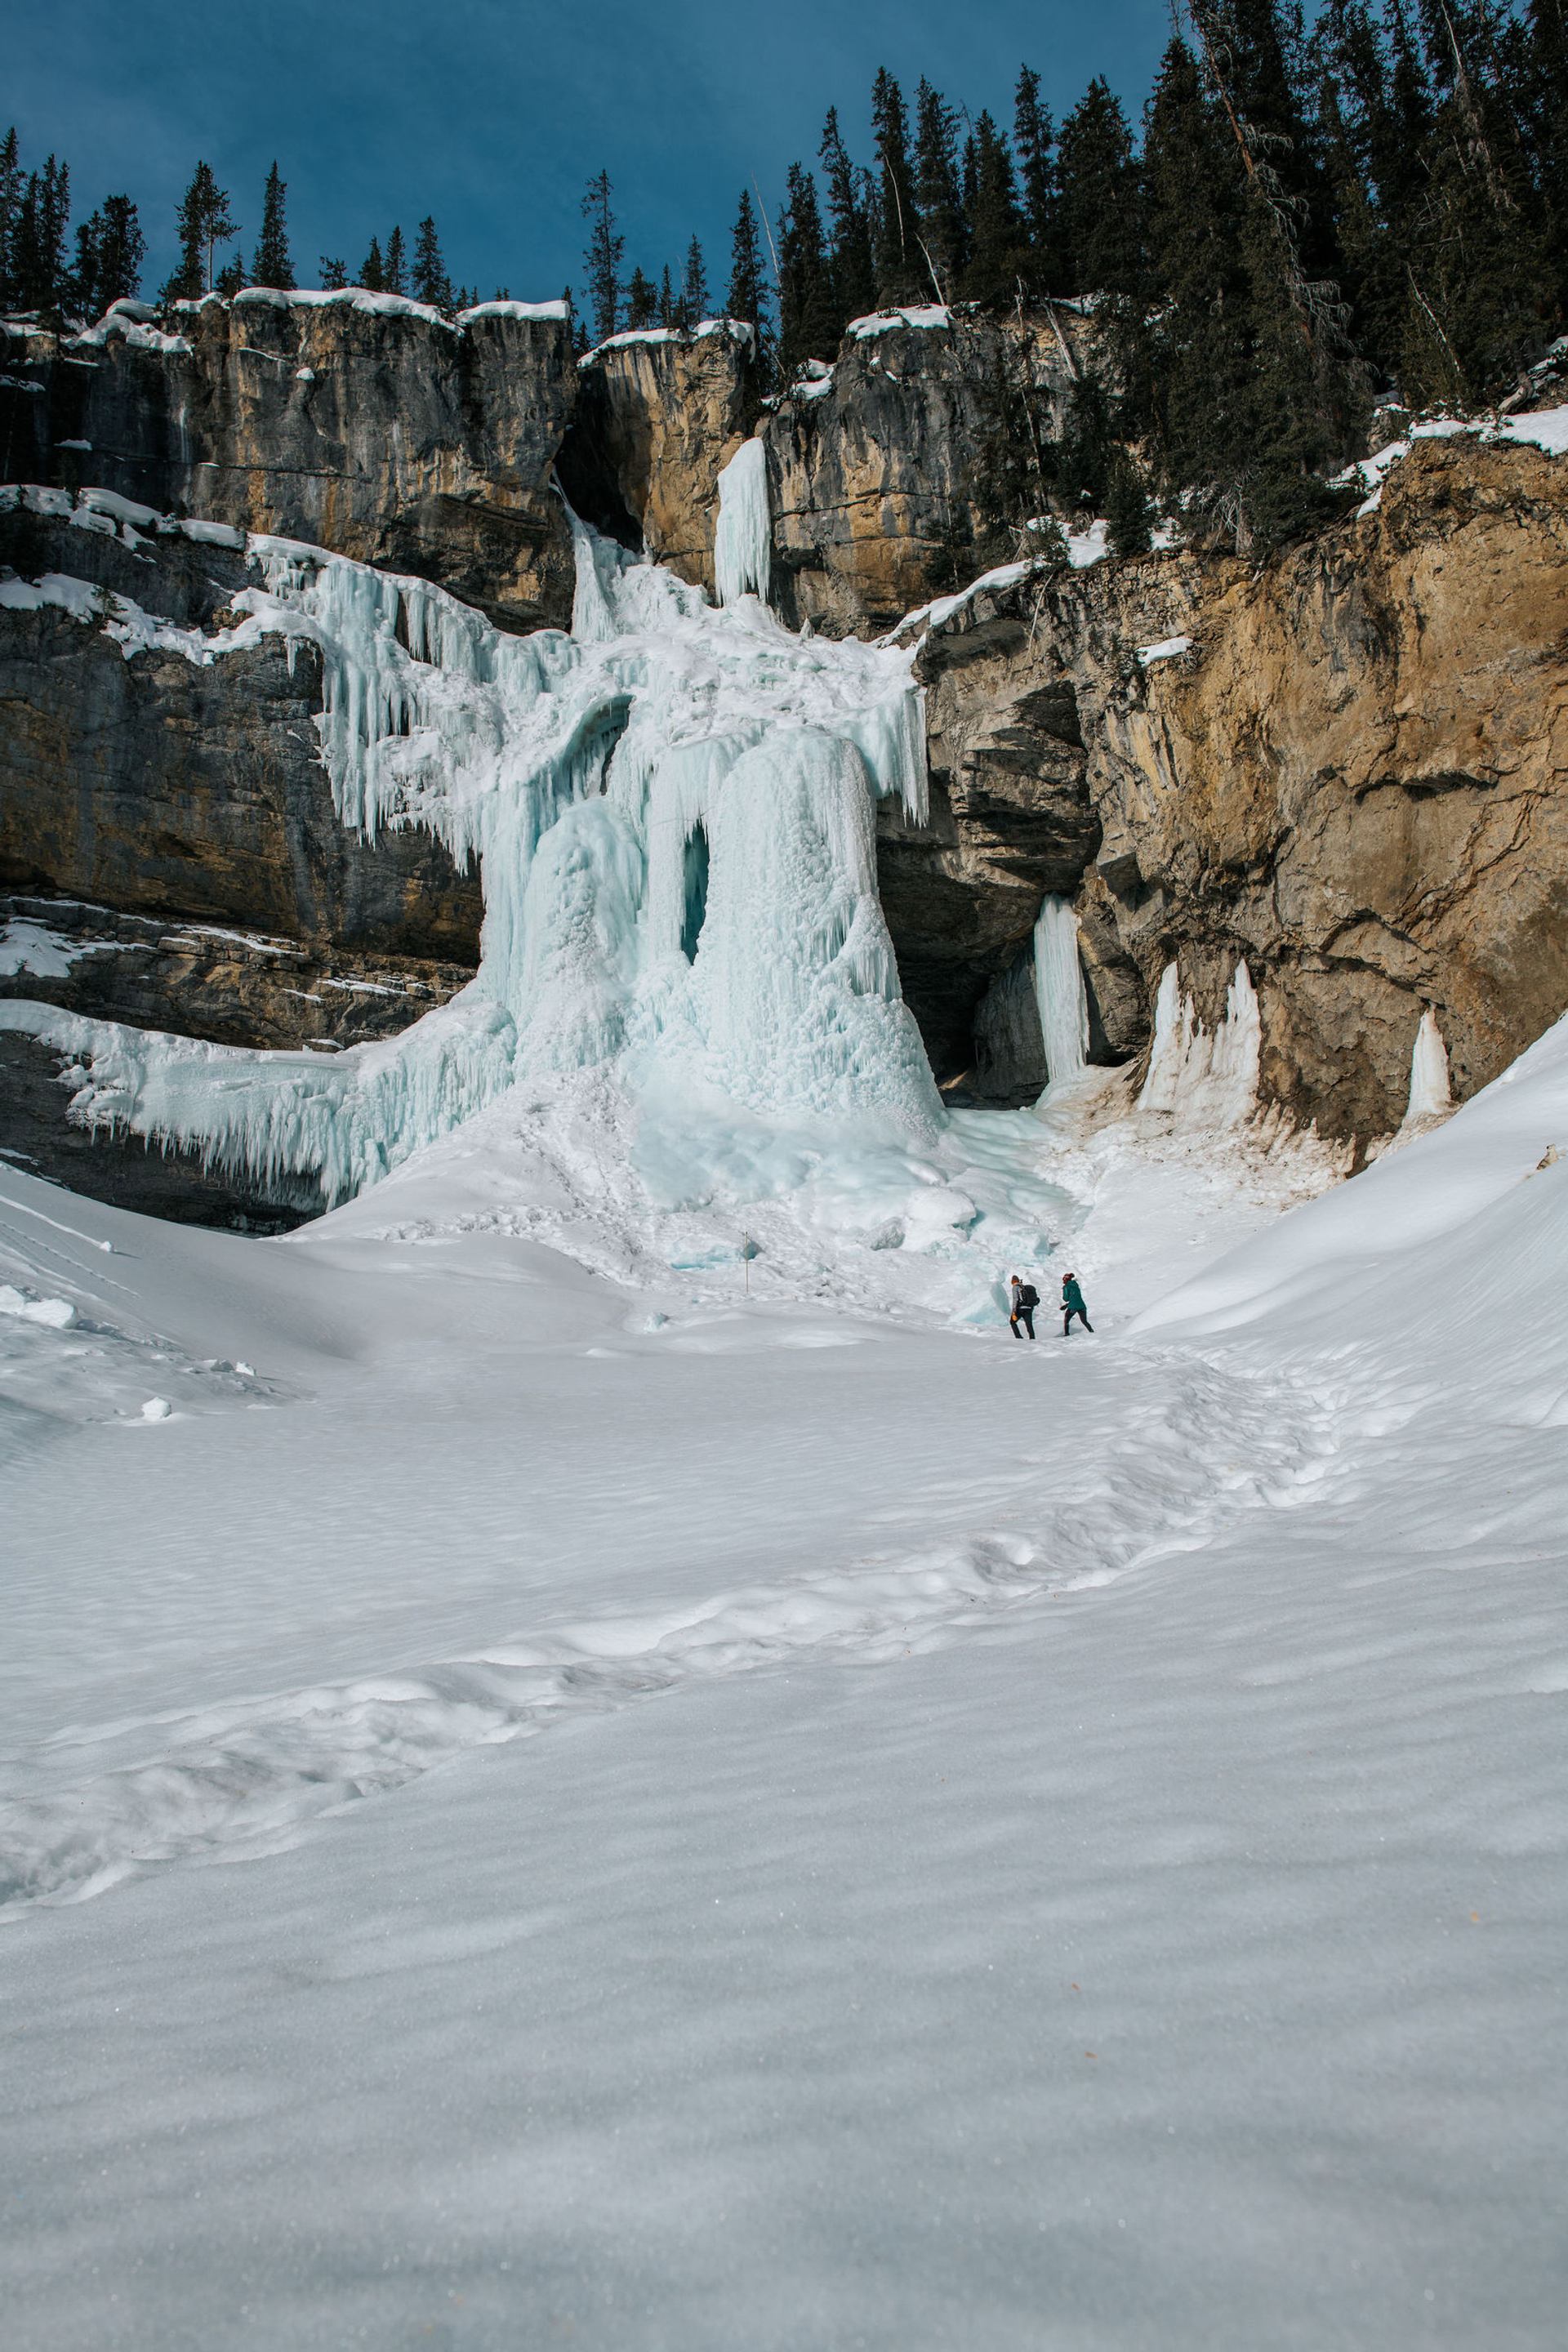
[{"xmin": 2, "ymin": 1010, "xmax": 1566, "ymax": 2347}]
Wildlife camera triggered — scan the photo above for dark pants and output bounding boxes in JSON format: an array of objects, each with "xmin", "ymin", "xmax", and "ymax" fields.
[
  {"xmin": 1063, "ymin": 1307, "xmax": 1093, "ymax": 1334},
  {"xmin": 1009, "ymin": 1307, "xmax": 1036, "ymax": 1339}
]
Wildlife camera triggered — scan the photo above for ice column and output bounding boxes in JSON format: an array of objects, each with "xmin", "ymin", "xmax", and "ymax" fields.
[
  {"xmin": 1138, "ymin": 960, "xmax": 1261, "ymax": 1129},
  {"xmin": 1032, "ymin": 896, "xmax": 1089, "ymax": 1090},
  {"xmin": 713, "ymin": 438, "xmax": 771, "ymax": 606},
  {"xmin": 1405, "ymin": 1008, "xmax": 1453, "ymax": 1124}
]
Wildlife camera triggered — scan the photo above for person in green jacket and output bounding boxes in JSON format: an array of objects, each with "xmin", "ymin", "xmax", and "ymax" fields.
[{"xmin": 1061, "ymin": 1272, "xmax": 1093, "ymax": 1335}]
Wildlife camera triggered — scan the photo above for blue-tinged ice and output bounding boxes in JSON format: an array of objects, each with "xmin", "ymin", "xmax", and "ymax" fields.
[
  {"xmin": 712, "ymin": 439, "xmax": 771, "ymax": 608},
  {"xmin": 6, "ymin": 493, "xmax": 942, "ymax": 1205}
]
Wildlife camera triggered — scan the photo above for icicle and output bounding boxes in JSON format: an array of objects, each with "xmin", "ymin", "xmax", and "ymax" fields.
[
  {"xmin": 20, "ymin": 500, "xmax": 947, "ymax": 1204},
  {"xmin": 1032, "ymin": 897, "xmax": 1089, "ymax": 1092},
  {"xmin": 1138, "ymin": 960, "xmax": 1260, "ymax": 1130},
  {"xmin": 713, "ymin": 439, "xmax": 771, "ymax": 607},
  {"xmin": 1405, "ymin": 1008, "xmax": 1452, "ymax": 1124}
]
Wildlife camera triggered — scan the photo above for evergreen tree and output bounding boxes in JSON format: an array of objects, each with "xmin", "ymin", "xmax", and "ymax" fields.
[
  {"xmin": 724, "ymin": 187, "xmax": 768, "ymax": 334},
  {"xmin": 69, "ymin": 195, "xmax": 144, "ymax": 318},
  {"xmin": 1013, "ymin": 65, "xmax": 1056, "ymax": 282},
  {"xmin": 215, "ymin": 252, "xmax": 244, "ymax": 297},
  {"xmin": 960, "ymin": 112, "xmax": 1025, "ymax": 308},
  {"xmin": 412, "ymin": 217, "xmax": 454, "ymax": 312},
  {"xmin": 680, "ymin": 234, "xmax": 710, "ymax": 327},
  {"xmin": 164, "ymin": 163, "xmax": 238, "ymax": 301},
  {"xmin": 871, "ymin": 68, "xmax": 921, "ymax": 303},
  {"xmin": 11, "ymin": 156, "xmax": 71, "ymax": 314},
  {"xmin": 777, "ymin": 162, "xmax": 839, "ymax": 372},
  {"xmin": 253, "ymin": 162, "xmax": 293, "ymax": 288},
  {"xmin": 1055, "ymin": 78, "xmax": 1139, "ymax": 297},
  {"xmin": 625, "ymin": 265, "xmax": 658, "ymax": 328},
  {"xmin": 913, "ymin": 79, "xmax": 966, "ymax": 299},
  {"xmin": 1106, "ymin": 452, "xmax": 1155, "ymax": 555},
  {"xmin": 1138, "ymin": 33, "xmax": 1365, "ymax": 549},
  {"xmin": 819, "ymin": 105, "xmax": 875, "ymax": 324},
  {"xmin": 581, "ymin": 170, "xmax": 623, "ymax": 343},
  {"xmin": 1397, "ymin": 41, "xmax": 1556, "ymax": 403},
  {"xmin": 0, "ymin": 128, "xmax": 22, "ymax": 311},
  {"xmin": 319, "ymin": 254, "xmax": 348, "ymax": 290},
  {"xmin": 359, "ymin": 235, "xmax": 385, "ymax": 292},
  {"xmin": 384, "ymin": 225, "xmax": 408, "ymax": 296},
  {"xmin": 659, "ymin": 262, "xmax": 677, "ymax": 327}
]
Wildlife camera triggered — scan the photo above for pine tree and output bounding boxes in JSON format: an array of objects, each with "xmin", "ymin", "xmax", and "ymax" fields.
[
  {"xmin": 819, "ymin": 106, "xmax": 875, "ymax": 326},
  {"xmin": 11, "ymin": 156, "xmax": 72, "ymax": 314},
  {"xmin": 319, "ymin": 254, "xmax": 349, "ymax": 290},
  {"xmin": 164, "ymin": 163, "xmax": 238, "ymax": 301},
  {"xmin": 1106, "ymin": 452, "xmax": 1155, "ymax": 555},
  {"xmin": 0, "ymin": 128, "xmax": 22, "ymax": 311},
  {"xmin": 777, "ymin": 163, "xmax": 839, "ymax": 372},
  {"xmin": 581, "ymin": 170, "xmax": 623, "ymax": 344},
  {"xmin": 724, "ymin": 188, "xmax": 768, "ymax": 335},
  {"xmin": 1013, "ymin": 66, "xmax": 1056, "ymax": 284},
  {"xmin": 1138, "ymin": 37, "xmax": 1257, "ymax": 523},
  {"xmin": 960, "ymin": 112, "xmax": 1025, "ymax": 308},
  {"xmin": 625, "ymin": 265, "xmax": 658, "ymax": 328},
  {"xmin": 659, "ymin": 263, "xmax": 676, "ymax": 327},
  {"xmin": 1055, "ymin": 78, "xmax": 1139, "ymax": 298},
  {"xmin": 215, "ymin": 252, "xmax": 244, "ymax": 297},
  {"xmin": 412, "ymin": 217, "xmax": 454, "ymax": 313},
  {"xmin": 253, "ymin": 163, "xmax": 293, "ymax": 289},
  {"xmin": 384, "ymin": 225, "xmax": 408, "ymax": 296},
  {"xmin": 680, "ymin": 234, "xmax": 710, "ymax": 327},
  {"xmin": 871, "ymin": 68, "xmax": 921, "ymax": 303},
  {"xmin": 70, "ymin": 194, "xmax": 145, "ymax": 317},
  {"xmin": 913, "ymin": 79, "xmax": 966, "ymax": 300},
  {"xmin": 359, "ymin": 235, "xmax": 385, "ymax": 292}
]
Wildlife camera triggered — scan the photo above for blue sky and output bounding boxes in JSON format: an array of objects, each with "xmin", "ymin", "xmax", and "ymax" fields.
[{"xmin": 11, "ymin": 1, "xmax": 1174, "ymax": 305}]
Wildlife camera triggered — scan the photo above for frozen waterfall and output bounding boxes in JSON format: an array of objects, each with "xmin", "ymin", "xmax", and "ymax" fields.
[
  {"xmin": 1405, "ymin": 1008, "xmax": 1453, "ymax": 1125},
  {"xmin": 4, "ymin": 501, "xmax": 942, "ymax": 1205},
  {"xmin": 1032, "ymin": 897, "xmax": 1089, "ymax": 1094},
  {"xmin": 1138, "ymin": 960, "xmax": 1262, "ymax": 1131},
  {"xmin": 713, "ymin": 439, "xmax": 771, "ymax": 607}
]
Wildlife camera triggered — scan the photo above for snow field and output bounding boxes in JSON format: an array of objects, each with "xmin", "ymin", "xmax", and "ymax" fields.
[{"xmin": 2, "ymin": 1031, "xmax": 1566, "ymax": 2340}]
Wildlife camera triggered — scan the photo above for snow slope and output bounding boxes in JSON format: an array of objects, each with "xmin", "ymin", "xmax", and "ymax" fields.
[{"xmin": 2, "ymin": 1014, "xmax": 1566, "ymax": 2346}]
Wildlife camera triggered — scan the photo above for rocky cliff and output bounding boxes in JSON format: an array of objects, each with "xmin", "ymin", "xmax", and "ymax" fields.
[
  {"xmin": 902, "ymin": 432, "xmax": 1568, "ymax": 1139},
  {"xmin": 2, "ymin": 292, "xmax": 577, "ymax": 630},
  {"xmin": 5, "ymin": 291, "xmax": 1567, "ymax": 1217}
]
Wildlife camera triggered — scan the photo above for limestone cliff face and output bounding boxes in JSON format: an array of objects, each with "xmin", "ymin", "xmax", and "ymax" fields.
[
  {"xmin": 7, "ymin": 288, "xmax": 1568, "ymax": 1175},
  {"xmin": 763, "ymin": 310, "xmax": 1096, "ymax": 636},
  {"xmin": 0, "ymin": 501, "xmax": 483, "ymax": 970},
  {"xmin": 559, "ymin": 327, "xmax": 755, "ymax": 591},
  {"xmin": 1, "ymin": 295, "xmax": 577, "ymax": 629},
  {"xmin": 903, "ymin": 435, "xmax": 1568, "ymax": 1138}
]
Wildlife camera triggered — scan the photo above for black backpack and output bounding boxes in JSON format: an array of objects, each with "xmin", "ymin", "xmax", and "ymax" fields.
[{"xmin": 1017, "ymin": 1285, "xmax": 1039, "ymax": 1310}]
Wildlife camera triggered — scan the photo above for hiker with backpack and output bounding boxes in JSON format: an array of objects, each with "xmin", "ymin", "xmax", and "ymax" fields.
[
  {"xmin": 1009, "ymin": 1275, "xmax": 1040, "ymax": 1339},
  {"xmin": 1062, "ymin": 1272, "xmax": 1094, "ymax": 1336}
]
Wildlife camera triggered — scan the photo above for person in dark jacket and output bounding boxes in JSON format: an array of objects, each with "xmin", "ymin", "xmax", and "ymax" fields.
[
  {"xmin": 1061, "ymin": 1272, "xmax": 1093, "ymax": 1335},
  {"xmin": 1009, "ymin": 1275, "xmax": 1040, "ymax": 1339}
]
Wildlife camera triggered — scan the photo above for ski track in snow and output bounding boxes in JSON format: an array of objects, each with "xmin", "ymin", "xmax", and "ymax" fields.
[{"xmin": 0, "ymin": 1338, "xmax": 1342, "ymax": 1913}]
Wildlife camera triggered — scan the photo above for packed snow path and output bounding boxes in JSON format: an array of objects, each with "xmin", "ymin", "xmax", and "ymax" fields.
[{"xmin": 3, "ymin": 1006, "xmax": 1568, "ymax": 2345}]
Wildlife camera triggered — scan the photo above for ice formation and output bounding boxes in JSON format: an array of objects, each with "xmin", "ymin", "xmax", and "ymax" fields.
[
  {"xmin": 2, "ymin": 484, "xmax": 938, "ymax": 1207},
  {"xmin": 712, "ymin": 439, "xmax": 771, "ymax": 608},
  {"xmin": 1138, "ymin": 961, "xmax": 1262, "ymax": 1131},
  {"xmin": 1032, "ymin": 897, "xmax": 1090, "ymax": 1094},
  {"xmin": 1405, "ymin": 1008, "xmax": 1454, "ymax": 1125}
]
